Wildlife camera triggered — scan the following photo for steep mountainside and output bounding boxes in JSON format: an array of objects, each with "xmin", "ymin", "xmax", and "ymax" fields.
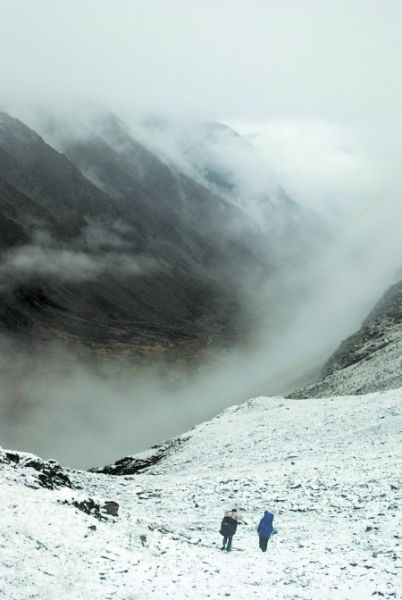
[
  {"xmin": 0, "ymin": 111, "xmax": 274, "ymax": 358},
  {"xmin": 59, "ymin": 115, "xmax": 269, "ymax": 288},
  {"xmin": 289, "ymin": 279, "xmax": 402, "ymax": 397},
  {"xmin": 0, "ymin": 112, "xmax": 115, "ymax": 238},
  {"xmin": 131, "ymin": 116, "xmax": 328, "ymax": 267},
  {"xmin": 1, "ymin": 390, "xmax": 401, "ymax": 599}
]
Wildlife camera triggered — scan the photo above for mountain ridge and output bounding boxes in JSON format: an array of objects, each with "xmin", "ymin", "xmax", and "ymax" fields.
[
  {"xmin": 289, "ymin": 278, "xmax": 402, "ymax": 398},
  {"xmin": 0, "ymin": 110, "xmax": 273, "ymax": 358}
]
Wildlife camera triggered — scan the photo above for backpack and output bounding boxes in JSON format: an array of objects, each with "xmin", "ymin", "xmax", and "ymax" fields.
[{"xmin": 220, "ymin": 516, "xmax": 237, "ymax": 536}]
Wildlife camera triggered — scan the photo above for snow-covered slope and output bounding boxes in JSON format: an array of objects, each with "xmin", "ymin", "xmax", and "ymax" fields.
[
  {"xmin": 290, "ymin": 279, "xmax": 402, "ymax": 398},
  {"xmin": 1, "ymin": 390, "xmax": 401, "ymax": 599}
]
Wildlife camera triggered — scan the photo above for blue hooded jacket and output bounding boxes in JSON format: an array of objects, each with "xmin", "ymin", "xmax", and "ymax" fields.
[{"xmin": 258, "ymin": 511, "xmax": 274, "ymax": 537}]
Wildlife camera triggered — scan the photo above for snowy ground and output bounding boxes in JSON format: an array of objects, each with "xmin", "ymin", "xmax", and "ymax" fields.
[{"xmin": 1, "ymin": 389, "xmax": 401, "ymax": 599}]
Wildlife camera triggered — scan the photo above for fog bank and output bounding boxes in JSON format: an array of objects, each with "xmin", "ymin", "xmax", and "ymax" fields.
[{"xmin": 1, "ymin": 1, "xmax": 402, "ymax": 466}]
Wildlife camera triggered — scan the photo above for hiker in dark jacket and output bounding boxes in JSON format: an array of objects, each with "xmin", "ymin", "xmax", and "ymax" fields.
[
  {"xmin": 220, "ymin": 509, "xmax": 242, "ymax": 551},
  {"xmin": 257, "ymin": 511, "xmax": 274, "ymax": 552}
]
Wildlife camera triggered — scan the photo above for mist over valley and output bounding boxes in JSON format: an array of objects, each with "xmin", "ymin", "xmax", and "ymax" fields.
[
  {"xmin": 1, "ymin": 0, "xmax": 402, "ymax": 470},
  {"xmin": 1, "ymin": 105, "xmax": 401, "ymax": 468}
]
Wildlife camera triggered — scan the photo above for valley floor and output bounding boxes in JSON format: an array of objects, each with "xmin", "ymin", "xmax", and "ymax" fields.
[{"xmin": 1, "ymin": 390, "xmax": 401, "ymax": 599}]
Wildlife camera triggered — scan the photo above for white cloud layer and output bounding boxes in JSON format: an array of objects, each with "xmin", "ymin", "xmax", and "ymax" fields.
[
  {"xmin": 0, "ymin": 246, "xmax": 158, "ymax": 284},
  {"xmin": 0, "ymin": 0, "xmax": 401, "ymax": 125}
]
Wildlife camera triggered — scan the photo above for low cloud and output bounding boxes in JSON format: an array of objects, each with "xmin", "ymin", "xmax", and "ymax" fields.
[{"xmin": 0, "ymin": 245, "xmax": 159, "ymax": 285}]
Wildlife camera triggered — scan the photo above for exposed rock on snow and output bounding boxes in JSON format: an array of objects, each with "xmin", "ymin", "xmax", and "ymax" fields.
[
  {"xmin": 0, "ymin": 449, "xmax": 72, "ymax": 489},
  {"xmin": 290, "ymin": 279, "xmax": 402, "ymax": 397},
  {"xmin": 59, "ymin": 497, "xmax": 119, "ymax": 520},
  {"xmin": 1, "ymin": 390, "xmax": 401, "ymax": 599},
  {"xmin": 92, "ymin": 437, "xmax": 190, "ymax": 475}
]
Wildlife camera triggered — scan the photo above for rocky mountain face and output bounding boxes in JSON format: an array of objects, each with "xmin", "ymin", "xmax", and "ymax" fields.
[
  {"xmin": 290, "ymin": 279, "xmax": 402, "ymax": 397},
  {"xmin": 0, "ymin": 110, "xmax": 281, "ymax": 359}
]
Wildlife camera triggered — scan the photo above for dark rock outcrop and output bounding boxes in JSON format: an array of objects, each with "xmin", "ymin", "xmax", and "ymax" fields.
[
  {"xmin": 60, "ymin": 497, "xmax": 119, "ymax": 520},
  {"xmin": 91, "ymin": 436, "xmax": 189, "ymax": 475},
  {"xmin": 0, "ymin": 449, "xmax": 73, "ymax": 489}
]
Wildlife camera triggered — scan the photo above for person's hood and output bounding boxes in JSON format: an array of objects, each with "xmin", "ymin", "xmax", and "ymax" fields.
[{"xmin": 263, "ymin": 511, "xmax": 273, "ymax": 521}]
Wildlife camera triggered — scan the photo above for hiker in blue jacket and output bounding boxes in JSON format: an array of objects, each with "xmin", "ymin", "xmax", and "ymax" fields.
[{"xmin": 257, "ymin": 511, "xmax": 274, "ymax": 552}]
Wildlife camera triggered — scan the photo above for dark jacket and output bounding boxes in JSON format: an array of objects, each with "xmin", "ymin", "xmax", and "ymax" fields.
[
  {"xmin": 220, "ymin": 516, "xmax": 238, "ymax": 536},
  {"xmin": 258, "ymin": 511, "xmax": 274, "ymax": 538}
]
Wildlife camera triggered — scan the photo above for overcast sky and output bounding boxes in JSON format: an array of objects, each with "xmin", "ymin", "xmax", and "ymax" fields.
[
  {"xmin": 1, "ymin": 0, "xmax": 401, "ymax": 252},
  {"xmin": 1, "ymin": 0, "xmax": 401, "ymax": 127}
]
